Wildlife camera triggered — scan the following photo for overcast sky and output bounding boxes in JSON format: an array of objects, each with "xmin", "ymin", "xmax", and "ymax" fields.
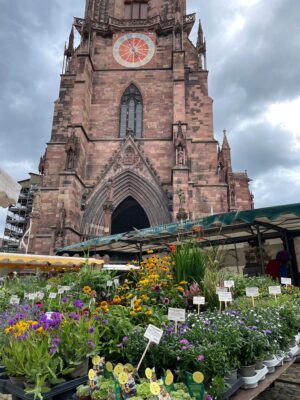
[{"xmin": 0, "ymin": 0, "xmax": 300, "ymax": 235}]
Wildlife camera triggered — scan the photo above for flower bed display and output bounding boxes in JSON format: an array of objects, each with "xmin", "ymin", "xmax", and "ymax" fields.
[{"xmin": 0, "ymin": 251, "xmax": 300, "ymax": 400}]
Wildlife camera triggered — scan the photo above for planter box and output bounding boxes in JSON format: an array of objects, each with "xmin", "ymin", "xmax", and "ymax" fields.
[
  {"xmin": 284, "ymin": 343, "xmax": 300, "ymax": 361},
  {"xmin": 0, "ymin": 376, "xmax": 87, "ymax": 400},
  {"xmin": 219, "ymin": 377, "xmax": 244, "ymax": 400},
  {"xmin": 242, "ymin": 366, "xmax": 268, "ymax": 389}
]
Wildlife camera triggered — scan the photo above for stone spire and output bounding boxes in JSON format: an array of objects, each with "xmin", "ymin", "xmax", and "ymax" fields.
[
  {"xmin": 197, "ymin": 19, "xmax": 207, "ymax": 69},
  {"xmin": 64, "ymin": 26, "xmax": 74, "ymax": 58},
  {"xmin": 221, "ymin": 129, "xmax": 232, "ymax": 172}
]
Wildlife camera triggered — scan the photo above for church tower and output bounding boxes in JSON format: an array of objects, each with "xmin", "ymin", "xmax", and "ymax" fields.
[{"xmin": 29, "ymin": 0, "xmax": 252, "ymax": 254}]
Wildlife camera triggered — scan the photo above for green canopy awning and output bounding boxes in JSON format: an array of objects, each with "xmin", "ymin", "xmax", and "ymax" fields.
[{"xmin": 58, "ymin": 203, "xmax": 300, "ymax": 255}]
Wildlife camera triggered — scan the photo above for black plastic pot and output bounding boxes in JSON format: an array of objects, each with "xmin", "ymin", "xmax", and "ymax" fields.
[{"xmin": 0, "ymin": 376, "xmax": 87, "ymax": 400}]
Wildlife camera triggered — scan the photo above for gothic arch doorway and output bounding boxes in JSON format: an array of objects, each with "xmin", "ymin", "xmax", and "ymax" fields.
[{"xmin": 111, "ymin": 196, "xmax": 150, "ymax": 235}]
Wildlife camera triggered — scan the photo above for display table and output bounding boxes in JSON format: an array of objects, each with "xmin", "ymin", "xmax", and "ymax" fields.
[{"xmin": 231, "ymin": 359, "xmax": 295, "ymax": 400}]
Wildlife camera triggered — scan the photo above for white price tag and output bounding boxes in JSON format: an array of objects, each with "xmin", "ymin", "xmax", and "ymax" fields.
[
  {"xmin": 49, "ymin": 293, "xmax": 57, "ymax": 299},
  {"xmin": 168, "ymin": 308, "xmax": 186, "ymax": 322},
  {"xmin": 246, "ymin": 287, "xmax": 259, "ymax": 297},
  {"xmin": 58, "ymin": 288, "xmax": 64, "ymax": 294},
  {"xmin": 224, "ymin": 280, "xmax": 235, "ymax": 289},
  {"xmin": 63, "ymin": 286, "xmax": 71, "ymax": 292},
  {"xmin": 36, "ymin": 292, "xmax": 44, "ymax": 300},
  {"xmin": 193, "ymin": 296, "xmax": 205, "ymax": 305},
  {"xmin": 11, "ymin": 295, "xmax": 18, "ymax": 300},
  {"xmin": 106, "ymin": 280, "xmax": 113, "ymax": 287},
  {"xmin": 28, "ymin": 293, "xmax": 36, "ymax": 300},
  {"xmin": 218, "ymin": 292, "xmax": 233, "ymax": 302},
  {"xmin": 281, "ymin": 278, "xmax": 292, "ymax": 285},
  {"xmin": 216, "ymin": 287, "xmax": 228, "ymax": 294},
  {"xmin": 114, "ymin": 278, "xmax": 120, "ymax": 287},
  {"xmin": 144, "ymin": 324, "xmax": 163, "ymax": 345},
  {"xmin": 10, "ymin": 297, "xmax": 20, "ymax": 305},
  {"xmin": 269, "ymin": 286, "xmax": 281, "ymax": 295},
  {"xmin": 45, "ymin": 312, "xmax": 55, "ymax": 320}
]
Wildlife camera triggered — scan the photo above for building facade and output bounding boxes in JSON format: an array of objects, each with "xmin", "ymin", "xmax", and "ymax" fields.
[{"xmin": 29, "ymin": 0, "xmax": 253, "ymax": 255}]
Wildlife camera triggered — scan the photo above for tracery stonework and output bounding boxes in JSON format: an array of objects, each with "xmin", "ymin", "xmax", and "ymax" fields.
[{"xmin": 29, "ymin": 0, "xmax": 253, "ymax": 255}]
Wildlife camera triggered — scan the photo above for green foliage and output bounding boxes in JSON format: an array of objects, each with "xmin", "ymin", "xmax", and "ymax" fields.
[{"xmin": 172, "ymin": 242, "xmax": 206, "ymax": 284}]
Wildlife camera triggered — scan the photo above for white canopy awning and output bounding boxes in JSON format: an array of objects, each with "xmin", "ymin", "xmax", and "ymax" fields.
[{"xmin": 0, "ymin": 168, "xmax": 21, "ymax": 208}]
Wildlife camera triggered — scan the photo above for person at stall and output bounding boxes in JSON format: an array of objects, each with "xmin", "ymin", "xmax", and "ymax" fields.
[{"xmin": 277, "ymin": 250, "xmax": 290, "ymax": 279}]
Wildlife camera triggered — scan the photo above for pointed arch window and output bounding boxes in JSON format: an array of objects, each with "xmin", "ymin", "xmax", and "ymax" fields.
[{"xmin": 119, "ymin": 84, "xmax": 143, "ymax": 138}]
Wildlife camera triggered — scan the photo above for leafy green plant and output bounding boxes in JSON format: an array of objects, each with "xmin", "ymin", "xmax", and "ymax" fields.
[{"xmin": 172, "ymin": 241, "xmax": 206, "ymax": 284}]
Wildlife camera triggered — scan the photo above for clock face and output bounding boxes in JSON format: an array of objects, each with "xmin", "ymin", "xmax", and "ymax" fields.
[{"xmin": 113, "ymin": 33, "xmax": 155, "ymax": 68}]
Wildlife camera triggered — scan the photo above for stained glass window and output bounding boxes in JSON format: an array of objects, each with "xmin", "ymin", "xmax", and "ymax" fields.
[{"xmin": 119, "ymin": 84, "xmax": 143, "ymax": 138}]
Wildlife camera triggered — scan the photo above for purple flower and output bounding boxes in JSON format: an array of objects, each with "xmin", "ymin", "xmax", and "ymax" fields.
[
  {"xmin": 205, "ymin": 396, "xmax": 213, "ymax": 400},
  {"xmin": 239, "ymin": 320, "xmax": 245, "ymax": 325},
  {"xmin": 197, "ymin": 354, "xmax": 205, "ymax": 361},
  {"xmin": 102, "ymin": 319, "xmax": 108, "ymax": 325},
  {"xmin": 88, "ymin": 340, "xmax": 95, "ymax": 349},
  {"xmin": 263, "ymin": 329, "xmax": 272, "ymax": 334},
  {"xmin": 52, "ymin": 337, "xmax": 60, "ymax": 344},
  {"xmin": 122, "ymin": 336, "xmax": 128, "ymax": 342},
  {"xmin": 17, "ymin": 332, "xmax": 28, "ymax": 340},
  {"xmin": 62, "ymin": 297, "xmax": 68, "ymax": 303},
  {"xmin": 73, "ymin": 299, "xmax": 84, "ymax": 308},
  {"xmin": 88, "ymin": 327, "xmax": 95, "ymax": 333},
  {"xmin": 204, "ymin": 320, "xmax": 211, "ymax": 326},
  {"xmin": 180, "ymin": 339, "xmax": 189, "ymax": 345},
  {"xmin": 117, "ymin": 343, "xmax": 123, "ymax": 348},
  {"xmin": 50, "ymin": 347, "xmax": 57, "ymax": 355},
  {"xmin": 68, "ymin": 313, "xmax": 79, "ymax": 320},
  {"xmin": 249, "ymin": 325, "xmax": 258, "ymax": 330}
]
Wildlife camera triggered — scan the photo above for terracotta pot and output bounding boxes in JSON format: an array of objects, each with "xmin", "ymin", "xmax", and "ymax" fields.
[
  {"xmin": 255, "ymin": 360, "xmax": 264, "ymax": 370},
  {"xmin": 69, "ymin": 359, "xmax": 89, "ymax": 378},
  {"xmin": 9, "ymin": 376, "xmax": 26, "ymax": 388},
  {"xmin": 240, "ymin": 364, "xmax": 256, "ymax": 377}
]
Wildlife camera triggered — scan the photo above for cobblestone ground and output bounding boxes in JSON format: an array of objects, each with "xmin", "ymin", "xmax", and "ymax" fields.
[{"xmin": 256, "ymin": 363, "xmax": 300, "ymax": 400}]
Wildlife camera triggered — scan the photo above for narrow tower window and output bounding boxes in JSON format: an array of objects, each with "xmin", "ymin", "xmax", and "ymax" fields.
[
  {"xmin": 119, "ymin": 84, "xmax": 143, "ymax": 138},
  {"xmin": 124, "ymin": 1, "xmax": 148, "ymax": 20}
]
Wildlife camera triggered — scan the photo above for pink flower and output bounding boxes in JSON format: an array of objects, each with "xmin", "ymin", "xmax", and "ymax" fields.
[{"xmin": 197, "ymin": 354, "xmax": 205, "ymax": 361}]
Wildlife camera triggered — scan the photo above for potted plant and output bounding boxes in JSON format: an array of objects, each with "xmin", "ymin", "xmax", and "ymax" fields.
[
  {"xmin": 76, "ymin": 385, "xmax": 91, "ymax": 400},
  {"xmin": 58, "ymin": 313, "xmax": 100, "ymax": 377}
]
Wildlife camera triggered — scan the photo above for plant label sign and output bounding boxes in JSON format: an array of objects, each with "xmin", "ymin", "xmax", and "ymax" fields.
[
  {"xmin": 144, "ymin": 324, "xmax": 164, "ymax": 345},
  {"xmin": 218, "ymin": 292, "xmax": 233, "ymax": 302},
  {"xmin": 28, "ymin": 293, "xmax": 37, "ymax": 300},
  {"xmin": 168, "ymin": 308, "xmax": 186, "ymax": 322},
  {"xmin": 193, "ymin": 296, "xmax": 205, "ymax": 305},
  {"xmin": 246, "ymin": 287, "xmax": 259, "ymax": 297},
  {"xmin": 107, "ymin": 280, "xmax": 113, "ymax": 287},
  {"xmin": 281, "ymin": 278, "xmax": 292, "ymax": 285},
  {"xmin": 269, "ymin": 286, "xmax": 281, "ymax": 295},
  {"xmin": 216, "ymin": 287, "xmax": 228, "ymax": 294},
  {"xmin": 49, "ymin": 293, "xmax": 57, "ymax": 299},
  {"xmin": 114, "ymin": 278, "xmax": 120, "ymax": 287},
  {"xmin": 63, "ymin": 286, "xmax": 71, "ymax": 292},
  {"xmin": 10, "ymin": 296, "xmax": 20, "ymax": 305},
  {"xmin": 137, "ymin": 325, "xmax": 164, "ymax": 371},
  {"xmin": 224, "ymin": 280, "xmax": 235, "ymax": 289},
  {"xmin": 58, "ymin": 288, "xmax": 64, "ymax": 294}
]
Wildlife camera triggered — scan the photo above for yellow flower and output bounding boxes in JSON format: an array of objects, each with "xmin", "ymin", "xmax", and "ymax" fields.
[
  {"xmin": 130, "ymin": 311, "xmax": 137, "ymax": 317},
  {"xmin": 83, "ymin": 286, "xmax": 92, "ymax": 294},
  {"xmin": 100, "ymin": 301, "xmax": 108, "ymax": 307},
  {"xmin": 179, "ymin": 281, "xmax": 188, "ymax": 285},
  {"xmin": 36, "ymin": 327, "xmax": 44, "ymax": 333},
  {"xmin": 177, "ymin": 286, "xmax": 185, "ymax": 292},
  {"xmin": 146, "ymin": 310, "xmax": 153, "ymax": 316},
  {"xmin": 135, "ymin": 306, "xmax": 142, "ymax": 312},
  {"xmin": 147, "ymin": 250, "xmax": 154, "ymax": 254}
]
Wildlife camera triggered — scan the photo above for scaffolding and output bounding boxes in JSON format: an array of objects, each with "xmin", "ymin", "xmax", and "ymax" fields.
[{"xmin": 2, "ymin": 173, "xmax": 40, "ymax": 253}]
